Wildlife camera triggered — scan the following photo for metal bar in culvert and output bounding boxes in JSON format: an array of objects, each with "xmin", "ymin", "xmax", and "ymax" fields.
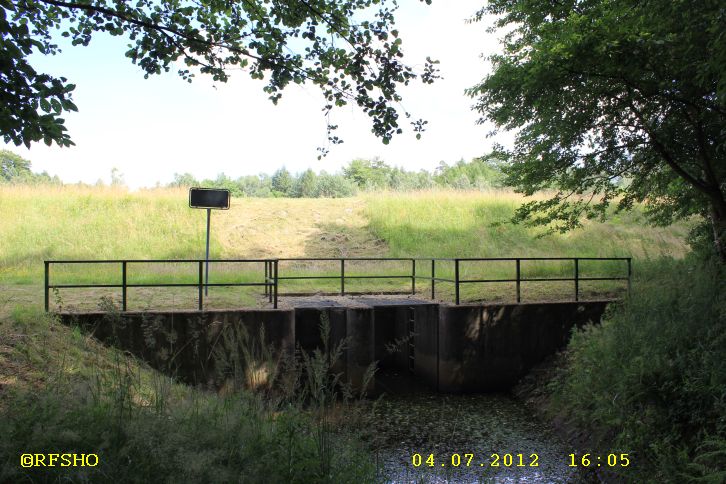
[{"xmin": 264, "ymin": 261, "xmax": 268, "ymax": 297}]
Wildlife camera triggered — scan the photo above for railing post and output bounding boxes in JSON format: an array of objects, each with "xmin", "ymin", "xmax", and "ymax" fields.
[
  {"xmin": 273, "ymin": 260, "xmax": 279, "ymax": 309},
  {"xmin": 340, "ymin": 259, "xmax": 345, "ymax": 296},
  {"xmin": 264, "ymin": 261, "xmax": 268, "ymax": 297},
  {"xmin": 455, "ymin": 259, "xmax": 460, "ymax": 305},
  {"xmin": 431, "ymin": 259, "xmax": 436, "ymax": 300},
  {"xmin": 515, "ymin": 258, "xmax": 521, "ymax": 303},
  {"xmin": 269, "ymin": 261, "xmax": 273, "ymax": 303},
  {"xmin": 44, "ymin": 261, "xmax": 49, "ymax": 312},
  {"xmin": 574, "ymin": 258, "xmax": 579, "ymax": 302},
  {"xmin": 122, "ymin": 261, "xmax": 127, "ymax": 311},
  {"xmin": 411, "ymin": 259, "xmax": 416, "ymax": 295},
  {"xmin": 627, "ymin": 258, "xmax": 632, "ymax": 296},
  {"xmin": 198, "ymin": 261, "xmax": 204, "ymax": 311}
]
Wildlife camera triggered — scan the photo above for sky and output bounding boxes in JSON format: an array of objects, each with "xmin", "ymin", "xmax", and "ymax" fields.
[{"xmin": 5, "ymin": 1, "xmax": 507, "ymax": 189}]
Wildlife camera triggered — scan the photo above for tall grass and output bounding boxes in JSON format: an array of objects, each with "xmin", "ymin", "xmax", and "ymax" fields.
[
  {"xmin": 364, "ymin": 190, "xmax": 689, "ymax": 259},
  {"xmin": 0, "ymin": 306, "xmax": 378, "ymax": 483},
  {"xmin": 2, "ymin": 186, "xmax": 691, "ymax": 306},
  {"xmin": 547, "ymin": 258, "xmax": 726, "ymax": 481},
  {"xmin": 0, "ymin": 185, "xmax": 217, "ymax": 283},
  {"xmin": 1, "ymin": 186, "xmax": 688, "ymax": 284}
]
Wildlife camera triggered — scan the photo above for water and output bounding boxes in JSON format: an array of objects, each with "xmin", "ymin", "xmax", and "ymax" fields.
[{"xmin": 360, "ymin": 371, "xmax": 592, "ymax": 483}]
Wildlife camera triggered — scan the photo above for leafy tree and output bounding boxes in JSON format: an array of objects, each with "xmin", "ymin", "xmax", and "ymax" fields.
[
  {"xmin": 271, "ymin": 167, "xmax": 293, "ymax": 196},
  {"xmin": 343, "ymin": 158, "xmax": 392, "ymax": 189},
  {"xmin": 236, "ymin": 174, "xmax": 272, "ymax": 197},
  {"xmin": 170, "ymin": 172, "xmax": 199, "ymax": 188},
  {"xmin": 433, "ymin": 157, "xmax": 504, "ymax": 189},
  {"xmin": 1, "ymin": 0, "xmax": 438, "ymax": 150},
  {"xmin": 0, "ymin": 149, "xmax": 32, "ymax": 182},
  {"xmin": 468, "ymin": 0, "xmax": 726, "ymax": 260},
  {"xmin": 110, "ymin": 167, "xmax": 125, "ymax": 186},
  {"xmin": 298, "ymin": 169, "xmax": 318, "ymax": 198},
  {"xmin": 316, "ymin": 171, "xmax": 356, "ymax": 197},
  {"xmin": 0, "ymin": 149, "xmax": 61, "ymax": 184}
]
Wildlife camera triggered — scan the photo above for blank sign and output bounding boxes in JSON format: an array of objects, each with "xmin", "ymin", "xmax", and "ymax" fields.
[{"xmin": 189, "ymin": 188, "xmax": 230, "ymax": 209}]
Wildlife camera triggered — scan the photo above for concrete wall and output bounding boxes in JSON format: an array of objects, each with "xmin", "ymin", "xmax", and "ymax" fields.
[
  {"xmin": 410, "ymin": 304, "xmax": 441, "ymax": 390},
  {"xmin": 63, "ymin": 309, "xmax": 295, "ymax": 389},
  {"xmin": 437, "ymin": 301, "xmax": 609, "ymax": 392},
  {"xmin": 60, "ymin": 299, "xmax": 610, "ymax": 394}
]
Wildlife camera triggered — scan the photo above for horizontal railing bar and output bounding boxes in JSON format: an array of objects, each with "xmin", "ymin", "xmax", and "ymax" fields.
[
  {"xmin": 277, "ymin": 276, "xmax": 342, "ymax": 280},
  {"xmin": 410, "ymin": 276, "xmax": 457, "ymax": 283},
  {"xmin": 429, "ymin": 277, "xmax": 456, "ymax": 283},
  {"xmin": 452, "ymin": 257, "xmax": 631, "ymax": 261},
  {"xmin": 128, "ymin": 282, "xmax": 270, "ymax": 287},
  {"xmin": 49, "ymin": 284, "xmax": 123, "ymax": 288},
  {"xmin": 46, "ymin": 257, "xmax": 631, "ymax": 264},
  {"xmin": 410, "ymin": 257, "xmax": 631, "ymax": 261},
  {"xmin": 280, "ymin": 290, "xmax": 412, "ymax": 297},
  {"xmin": 277, "ymin": 275, "xmax": 412, "ymax": 280},
  {"xmin": 577, "ymin": 276, "xmax": 630, "ymax": 281},
  {"xmin": 50, "ymin": 282, "xmax": 271, "ymax": 288},
  {"xmin": 458, "ymin": 279, "xmax": 518, "ymax": 284},
  {"xmin": 341, "ymin": 275, "xmax": 411, "ymax": 279},
  {"xmin": 277, "ymin": 257, "xmax": 414, "ymax": 261},
  {"xmin": 459, "ymin": 277, "xmax": 629, "ymax": 284},
  {"xmin": 46, "ymin": 259, "xmax": 272, "ymax": 264}
]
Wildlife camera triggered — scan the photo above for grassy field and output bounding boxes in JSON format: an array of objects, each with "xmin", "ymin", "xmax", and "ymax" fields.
[
  {"xmin": 0, "ymin": 185, "xmax": 690, "ymax": 310},
  {"xmin": 0, "ymin": 184, "xmax": 705, "ymax": 482}
]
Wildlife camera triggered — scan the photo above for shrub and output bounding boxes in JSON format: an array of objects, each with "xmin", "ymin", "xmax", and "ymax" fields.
[{"xmin": 550, "ymin": 258, "xmax": 726, "ymax": 481}]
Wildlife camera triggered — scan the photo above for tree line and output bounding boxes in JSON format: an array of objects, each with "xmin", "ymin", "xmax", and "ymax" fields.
[
  {"xmin": 168, "ymin": 157, "xmax": 505, "ymax": 197},
  {"xmin": 1, "ymin": 149, "xmax": 505, "ymax": 196},
  {"xmin": 0, "ymin": 150, "xmax": 62, "ymax": 185}
]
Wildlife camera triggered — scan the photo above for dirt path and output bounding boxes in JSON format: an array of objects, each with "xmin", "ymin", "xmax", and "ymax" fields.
[{"xmin": 214, "ymin": 197, "xmax": 387, "ymax": 258}]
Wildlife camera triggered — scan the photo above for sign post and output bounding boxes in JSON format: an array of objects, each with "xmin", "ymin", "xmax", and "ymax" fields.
[{"xmin": 189, "ymin": 188, "xmax": 230, "ymax": 298}]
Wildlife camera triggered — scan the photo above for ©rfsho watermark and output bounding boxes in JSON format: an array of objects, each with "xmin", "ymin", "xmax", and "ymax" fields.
[{"xmin": 20, "ymin": 453, "xmax": 99, "ymax": 468}]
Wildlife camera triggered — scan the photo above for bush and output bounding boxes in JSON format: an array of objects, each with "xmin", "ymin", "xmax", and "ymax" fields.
[{"xmin": 550, "ymin": 258, "xmax": 726, "ymax": 481}]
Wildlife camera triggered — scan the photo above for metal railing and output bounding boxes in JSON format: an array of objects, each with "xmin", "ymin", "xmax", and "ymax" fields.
[
  {"xmin": 274, "ymin": 257, "xmax": 417, "ymax": 297},
  {"xmin": 435, "ymin": 257, "xmax": 633, "ymax": 304},
  {"xmin": 44, "ymin": 256, "xmax": 631, "ymax": 311},
  {"xmin": 44, "ymin": 259, "xmax": 278, "ymax": 311}
]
